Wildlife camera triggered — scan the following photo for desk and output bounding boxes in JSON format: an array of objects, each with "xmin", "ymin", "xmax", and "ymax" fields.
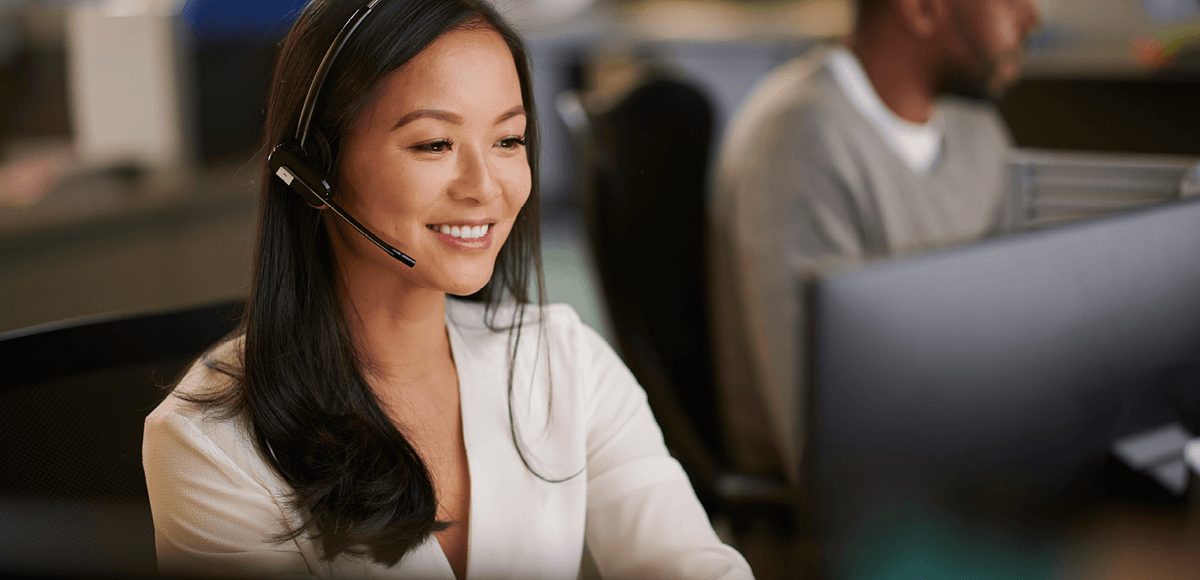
[{"xmin": 0, "ymin": 164, "xmax": 257, "ymax": 333}]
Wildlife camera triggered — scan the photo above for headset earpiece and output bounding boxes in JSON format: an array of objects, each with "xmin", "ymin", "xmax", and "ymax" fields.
[{"xmin": 267, "ymin": 139, "xmax": 333, "ymax": 208}]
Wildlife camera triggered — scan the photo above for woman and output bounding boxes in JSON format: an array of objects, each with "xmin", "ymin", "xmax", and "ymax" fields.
[{"xmin": 142, "ymin": 0, "xmax": 753, "ymax": 578}]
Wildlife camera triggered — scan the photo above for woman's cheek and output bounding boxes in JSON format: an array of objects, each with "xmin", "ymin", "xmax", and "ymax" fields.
[{"xmin": 503, "ymin": 159, "xmax": 533, "ymax": 209}]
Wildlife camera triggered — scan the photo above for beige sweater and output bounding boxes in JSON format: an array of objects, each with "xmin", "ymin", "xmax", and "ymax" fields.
[{"xmin": 708, "ymin": 46, "xmax": 1013, "ymax": 480}]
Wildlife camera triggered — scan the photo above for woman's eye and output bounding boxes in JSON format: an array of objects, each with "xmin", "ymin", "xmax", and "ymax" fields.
[
  {"xmin": 497, "ymin": 136, "xmax": 526, "ymax": 150},
  {"xmin": 413, "ymin": 140, "xmax": 452, "ymax": 153}
]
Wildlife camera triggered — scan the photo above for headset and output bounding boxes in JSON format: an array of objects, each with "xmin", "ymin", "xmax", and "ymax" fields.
[{"xmin": 267, "ymin": 0, "xmax": 417, "ymax": 268}]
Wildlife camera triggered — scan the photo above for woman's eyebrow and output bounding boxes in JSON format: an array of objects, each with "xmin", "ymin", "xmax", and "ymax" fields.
[
  {"xmin": 495, "ymin": 105, "xmax": 525, "ymax": 124},
  {"xmin": 390, "ymin": 105, "xmax": 524, "ymax": 130},
  {"xmin": 392, "ymin": 108, "xmax": 463, "ymax": 130}
]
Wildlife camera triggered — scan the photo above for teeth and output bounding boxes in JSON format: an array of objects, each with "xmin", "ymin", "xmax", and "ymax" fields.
[{"xmin": 429, "ymin": 223, "xmax": 490, "ymax": 239}]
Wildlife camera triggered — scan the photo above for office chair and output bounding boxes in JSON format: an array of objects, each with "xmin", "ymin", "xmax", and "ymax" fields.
[
  {"xmin": 558, "ymin": 73, "xmax": 801, "ymax": 525},
  {"xmin": 0, "ymin": 300, "xmax": 245, "ymax": 575}
]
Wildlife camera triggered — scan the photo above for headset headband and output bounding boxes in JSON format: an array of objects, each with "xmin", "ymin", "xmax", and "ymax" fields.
[{"xmin": 296, "ymin": 0, "xmax": 383, "ymax": 148}]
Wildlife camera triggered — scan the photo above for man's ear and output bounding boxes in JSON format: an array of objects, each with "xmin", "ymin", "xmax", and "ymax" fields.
[{"xmin": 895, "ymin": 0, "xmax": 948, "ymax": 38}]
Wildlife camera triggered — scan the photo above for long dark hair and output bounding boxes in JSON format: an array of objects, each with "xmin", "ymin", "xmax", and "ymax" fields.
[{"xmin": 184, "ymin": 0, "xmax": 545, "ymax": 566}]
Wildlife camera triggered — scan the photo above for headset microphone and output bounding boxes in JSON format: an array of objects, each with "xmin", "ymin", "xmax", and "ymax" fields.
[{"xmin": 267, "ymin": 0, "xmax": 416, "ymax": 268}]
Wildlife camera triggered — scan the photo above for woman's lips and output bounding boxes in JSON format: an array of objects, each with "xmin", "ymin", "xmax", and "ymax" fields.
[{"xmin": 426, "ymin": 223, "xmax": 494, "ymax": 250}]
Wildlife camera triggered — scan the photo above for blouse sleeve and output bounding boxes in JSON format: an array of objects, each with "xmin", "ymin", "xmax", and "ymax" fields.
[
  {"xmin": 143, "ymin": 405, "xmax": 317, "ymax": 579},
  {"xmin": 577, "ymin": 321, "xmax": 755, "ymax": 580}
]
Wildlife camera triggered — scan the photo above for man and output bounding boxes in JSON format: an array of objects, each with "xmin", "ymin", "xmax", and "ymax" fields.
[{"xmin": 709, "ymin": 0, "xmax": 1042, "ymax": 481}]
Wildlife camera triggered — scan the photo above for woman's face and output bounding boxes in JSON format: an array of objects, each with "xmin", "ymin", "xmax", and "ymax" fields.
[{"xmin": 334, "ymin": 26, "xmax": 531, "ymax": 296}]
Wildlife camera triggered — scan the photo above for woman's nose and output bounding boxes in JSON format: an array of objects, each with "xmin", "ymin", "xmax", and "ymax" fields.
[{"xmin": 451, "ymin": 147, "xmax": 503, "ymax": 204}]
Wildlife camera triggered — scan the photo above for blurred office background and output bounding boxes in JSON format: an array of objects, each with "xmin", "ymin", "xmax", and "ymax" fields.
[
  {"xmin": 1, "ymin": 0, "xmax": 1198, "ymax": 335},
  {"xmin": 1, "ymin": 0, "xmax": 1199, "ymax": 577}
]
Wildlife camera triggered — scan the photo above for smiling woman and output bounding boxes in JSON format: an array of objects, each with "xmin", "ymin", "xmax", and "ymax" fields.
[
  {"xmin": 139, "ymin": 0, "xmax": 753, "ymax": 579},
  {"xmin": 334, "ymin": 27, "xmax": 531, "ymax": 298}
]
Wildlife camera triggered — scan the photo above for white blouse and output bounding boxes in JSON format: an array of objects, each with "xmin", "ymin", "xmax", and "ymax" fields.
[{"xmin": 143, "ymin": 299, "xmax": 753, "ymax": 579}]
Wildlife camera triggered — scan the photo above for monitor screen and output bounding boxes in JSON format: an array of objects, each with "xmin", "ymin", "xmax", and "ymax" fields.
[{"xmin": 807, "ymin": 198, "xmax": 1200, "ymax": 578}]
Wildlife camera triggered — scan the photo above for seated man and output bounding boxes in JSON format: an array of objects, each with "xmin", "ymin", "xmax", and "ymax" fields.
[{"xmin": 709, "ymin": 0, "xmax": 1041, "ymax": 480}]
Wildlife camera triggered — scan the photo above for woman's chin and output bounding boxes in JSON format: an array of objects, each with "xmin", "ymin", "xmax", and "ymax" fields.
[
  {"xmin": 441, "ymin": 269, "xmax": 495, "ymax": 297},
  {"xmin": 447, "ymin": 284, "xmax": 488, "ymax": 298}
]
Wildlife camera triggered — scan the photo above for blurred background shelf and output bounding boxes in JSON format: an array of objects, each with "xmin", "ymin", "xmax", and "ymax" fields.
[{"xmin": 0, "ymin": 162, "xmax": 257, "ymax": 334}]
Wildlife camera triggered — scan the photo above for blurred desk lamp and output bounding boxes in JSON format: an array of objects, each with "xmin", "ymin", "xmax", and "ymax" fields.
[{"xmin": 66, "ymin": 0, "xmax": 195, "ymax": 186}]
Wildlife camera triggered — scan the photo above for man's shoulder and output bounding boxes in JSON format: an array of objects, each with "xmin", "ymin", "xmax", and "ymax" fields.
[
  {"xmin": 731, "ymin": 47, "xmax": 855, "ymax": 136},
  {"xmin": 714, "ymin": 47, "xmax": 873, "ymax": 213},
  {"xmin": 718, "ymin": 47, "xmax": 862, "ymax": 190}
]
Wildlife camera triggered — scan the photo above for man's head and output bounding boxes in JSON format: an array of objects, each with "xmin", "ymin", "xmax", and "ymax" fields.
[
  {"xmin": 856, "ymin": 0, "xmax": 1042, "ymax": 100},
  {"xmin": 938, "ymin": 0, "xmax": 1042, "ymax": 99}
]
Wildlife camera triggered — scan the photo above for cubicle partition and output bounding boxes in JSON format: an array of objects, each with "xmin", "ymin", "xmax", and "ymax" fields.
[{"xmin": 1009, "ymin": 148, "xmax": 1200, "ymax": 231}]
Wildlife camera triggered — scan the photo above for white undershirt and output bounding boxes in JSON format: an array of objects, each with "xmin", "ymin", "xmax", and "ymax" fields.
[{"xmin": 826, "ymin": 46, "xmax": 944, "ymax": 174}]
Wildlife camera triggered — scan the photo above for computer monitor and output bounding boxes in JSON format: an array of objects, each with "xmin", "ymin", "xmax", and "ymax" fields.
[{"xmin": 806, "ymin": 198, "xmax": 1200, "ymax": 579}]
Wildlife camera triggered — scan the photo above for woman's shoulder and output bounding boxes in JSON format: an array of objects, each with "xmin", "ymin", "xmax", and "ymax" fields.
[
  {"xmin": 148, "ymin": 335, "xmax": 244, "ymax": 420},
  {"xmin": 143, "ymin": 335, "xmax": 279, "ymax": 488}
]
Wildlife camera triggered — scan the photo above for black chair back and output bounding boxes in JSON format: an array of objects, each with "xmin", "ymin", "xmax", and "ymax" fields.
[
  {"xmin": 0, "ymin": 301, "xmax": 244, "ymax": 575},
  {"xmin": 568, "ymin": 75, "xmax": 726, "ymax": 493}
]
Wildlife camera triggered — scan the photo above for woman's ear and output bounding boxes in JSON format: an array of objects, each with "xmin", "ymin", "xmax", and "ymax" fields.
[{"xmin": 895, "ymin": 0, "xmax": 948, "ymax": 39}]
